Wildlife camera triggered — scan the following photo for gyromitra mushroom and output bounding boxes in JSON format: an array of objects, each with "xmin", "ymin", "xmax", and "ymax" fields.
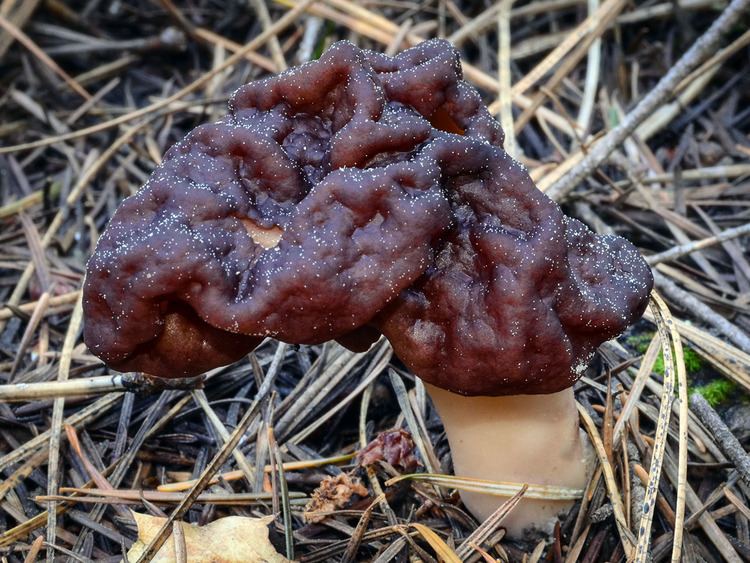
[{"xmin": 83, "ymin": 39, "xmax": 652, "ymax": 536}]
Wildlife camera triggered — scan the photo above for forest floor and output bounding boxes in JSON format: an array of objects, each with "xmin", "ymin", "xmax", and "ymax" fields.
[{"xmin": 1, "ymin": 0, "xmax": 750, "ymax": 561}]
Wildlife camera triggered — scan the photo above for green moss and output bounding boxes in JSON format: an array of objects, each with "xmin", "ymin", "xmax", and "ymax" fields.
[
  {"xmin": 629, "ymin": 333, "xmax": 745, "ymax": 407},
  {"xmin": 627, "ymin": 332, "xmax": 704, "ymax": 375},
  {"xmin": 683, "ymin": 347, "xmax": 704, "ymax": 373},
  {"xmin": 652, "ymin": 346, "xmax": 704, "ymax": 375},
  {"xmin": 627, "ymin": 332, "xmax": 654, "ymax": 354},
  {"xmin": 690, "ymin": 379, "xmax": 738, "ymax": 407}
]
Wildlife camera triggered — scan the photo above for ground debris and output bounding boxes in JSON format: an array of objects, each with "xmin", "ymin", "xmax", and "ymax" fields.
[
  {"xmin": 356, "ymin": 428, "xmax": 420, "ymax": 473},
  {"xmin": 127, "ymin": 512, "xmax": 291, "ymax": 563},
  {"xmin": 303, "ymin": 473, "xmax": 369, "ymax": 524}
]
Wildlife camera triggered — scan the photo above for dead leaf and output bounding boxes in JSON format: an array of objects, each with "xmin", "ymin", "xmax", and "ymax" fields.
[
  {"xmin": 126, "ymin": 512, "xmax": 291, "ymax": 563},
  {"xmin": 304, "ymin": 473, "xmax": 368, "ymax": 523}
]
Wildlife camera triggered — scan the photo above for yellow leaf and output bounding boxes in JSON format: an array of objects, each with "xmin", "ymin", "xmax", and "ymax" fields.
[
  {"xmin": 126, "ymin": 512, "xmax": 292, "ymax": 563},
  {"xmin": 410, "ymin": 523, "xmax": 461, "ymax": 563}
]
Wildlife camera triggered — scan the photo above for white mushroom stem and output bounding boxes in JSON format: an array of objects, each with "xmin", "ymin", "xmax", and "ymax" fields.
[{"xmin": 425, "ymin": 383, "xmax": 591, "ymax": 538}]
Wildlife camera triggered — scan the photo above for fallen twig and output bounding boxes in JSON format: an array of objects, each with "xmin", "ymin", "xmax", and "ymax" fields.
[
  {"xmin": 690, "ymin": 393, "xmax": 750, "ymax": 487},
  {"xmin": 544, "ymin": 0, "xmax": 750, "ymax": 201}
]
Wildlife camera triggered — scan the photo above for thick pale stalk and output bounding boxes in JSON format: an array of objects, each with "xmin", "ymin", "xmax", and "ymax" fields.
[{"xmin": 425, "ymin": 383, "xmax": 589, "ymax": 538}]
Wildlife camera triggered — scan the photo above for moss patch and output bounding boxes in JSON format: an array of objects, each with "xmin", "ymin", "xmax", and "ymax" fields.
[
  {"xmin": 627, "ymin": 332, "xmax": 704, "ymax": 375},
  {"xmin": 689, "ymin": 379, "xmax": 738, "ymax": 407}
]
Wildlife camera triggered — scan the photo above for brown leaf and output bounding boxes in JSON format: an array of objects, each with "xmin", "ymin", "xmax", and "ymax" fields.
[
  {"xmin": 304, "ymin": 474, "xmax": 368, "ymax": 523},
  {"xmin": 126, "ymin": 512, "xmax": 291, "ymax": 563}
]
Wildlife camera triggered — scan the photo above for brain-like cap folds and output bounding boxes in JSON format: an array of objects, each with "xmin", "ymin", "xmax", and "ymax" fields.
[{"xmin": 83, "ymin": 39, "xmax": 652, "ymax": 394}]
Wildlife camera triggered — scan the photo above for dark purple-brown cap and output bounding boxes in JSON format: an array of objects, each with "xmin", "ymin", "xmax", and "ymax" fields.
[
  {"xmin": 83, "ymin": 39, "xmax": 652, "ymax": 389},
  {"xmin": 373, "ymin": 138, "xmax": 652, "ymax": 395}
]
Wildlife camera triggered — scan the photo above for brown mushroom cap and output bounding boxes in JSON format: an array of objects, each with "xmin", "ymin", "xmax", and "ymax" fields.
[
  {"xmin": 83, "ymin": 39, "xmax": 652, "ymax": 386},
  {"xmin": 373, "ymin": 139, "xmax": 652, "ymax": 395}
]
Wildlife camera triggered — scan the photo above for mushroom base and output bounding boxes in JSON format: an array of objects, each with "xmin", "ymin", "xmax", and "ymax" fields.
[{"xmin": 425, "ymin": 383, "xmax": 591, "ymax": 539}]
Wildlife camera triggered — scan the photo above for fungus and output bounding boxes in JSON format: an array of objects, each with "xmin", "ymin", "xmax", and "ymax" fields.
[
  {"xmin": 371, "ymin": 140, "xmax": 652, "ymax": 536},
  {"xmin": 83, "ymin": 39, "xmax": 652, "ymax": 535}
]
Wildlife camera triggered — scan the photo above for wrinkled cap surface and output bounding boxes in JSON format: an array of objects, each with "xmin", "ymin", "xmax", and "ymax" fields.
[{"xmin": 83, "ymin": 39, "xmax": 652, "ymax": 392}]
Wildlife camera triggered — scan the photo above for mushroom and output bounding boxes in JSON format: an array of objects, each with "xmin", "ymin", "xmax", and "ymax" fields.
[
  {"xmin": 373, "ymin": 150, "xmax": 653, "ymax": 534},
  {"xmin": 368, "ymin": 134, "xmax": 652, "ymax": 537},
  {"xmin": 83, "ymin": 39, "xmax": 652, "ymax": 535},
  {"xmin": 83, "ymin": 40, "xmax": 460, "ymax": 376}
]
